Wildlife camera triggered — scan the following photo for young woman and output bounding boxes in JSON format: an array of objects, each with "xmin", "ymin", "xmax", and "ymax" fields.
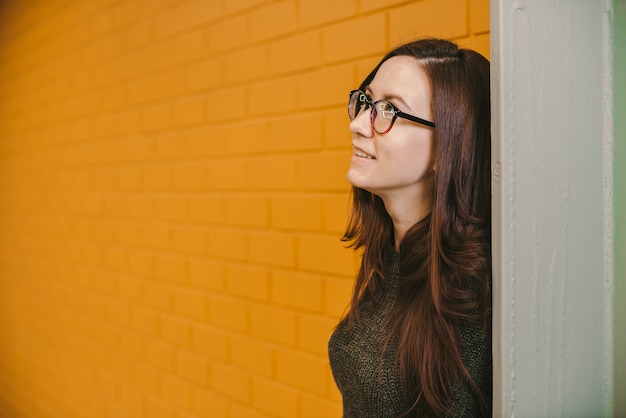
[{"xmin": 328, "ymin": 38, "xmax": 492, "ymax": 417}]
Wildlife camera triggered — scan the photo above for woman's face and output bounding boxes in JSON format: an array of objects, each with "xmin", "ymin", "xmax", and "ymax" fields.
[{"xmin": 346, "ymin": 55, "xmax": 435, "ymax": 205}]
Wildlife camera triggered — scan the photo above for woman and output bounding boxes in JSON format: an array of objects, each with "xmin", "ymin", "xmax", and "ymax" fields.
[{"xmin": 328, "ymin": 38, "xmax": 492, "ymax": 417}]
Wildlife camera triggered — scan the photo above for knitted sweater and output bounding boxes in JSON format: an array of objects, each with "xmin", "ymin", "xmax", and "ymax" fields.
[{"xmin": 328, "ymin": 252, "xmax": 491, "ymax": 417}]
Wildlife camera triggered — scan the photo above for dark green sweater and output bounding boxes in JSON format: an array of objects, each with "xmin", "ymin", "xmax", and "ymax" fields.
[{"xmin": 328, "ymin": 252, "xmax": 491, "ymax": 417}]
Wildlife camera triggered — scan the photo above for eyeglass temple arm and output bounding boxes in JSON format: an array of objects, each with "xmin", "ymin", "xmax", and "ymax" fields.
[{"xmin": 397, "ymin": 110, "xmax": 436, "ymax": 128}]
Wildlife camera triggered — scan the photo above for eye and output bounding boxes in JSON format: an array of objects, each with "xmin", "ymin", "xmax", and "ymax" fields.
[{"xmin": 377, "ymin": 101, "xmax": 396, "ymax": 119}]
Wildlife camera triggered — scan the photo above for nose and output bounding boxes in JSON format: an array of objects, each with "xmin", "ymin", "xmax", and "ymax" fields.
[{"xmin": 349, "ymin": 107, "xmax": 374, "ymax": 137}]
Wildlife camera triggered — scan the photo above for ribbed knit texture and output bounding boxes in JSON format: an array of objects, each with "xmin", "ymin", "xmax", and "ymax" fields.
[{"xmin": 328, "ymin": 251, "xmax": 492, "ymax": 417}]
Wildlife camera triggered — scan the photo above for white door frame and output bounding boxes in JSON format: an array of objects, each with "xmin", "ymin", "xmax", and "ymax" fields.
[{"xmin": 490, "ymin": 1, "xmax": 615, "ymax": 416}]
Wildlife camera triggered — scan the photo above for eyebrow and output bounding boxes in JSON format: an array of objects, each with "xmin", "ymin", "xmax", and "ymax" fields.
[{"xmin": 364, "ymin": 86, "xmax": 412, "ymax": 110}]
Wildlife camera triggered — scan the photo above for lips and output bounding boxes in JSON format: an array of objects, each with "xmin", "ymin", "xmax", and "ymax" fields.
[{"xmin": 353, "ymin": 147, "xmax": 376, "ymax": 159}]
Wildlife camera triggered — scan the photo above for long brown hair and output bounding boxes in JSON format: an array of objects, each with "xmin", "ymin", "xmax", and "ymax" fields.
[{"xmin": 342, "ymin": 38, "xmax": 492, "ymax": 416}]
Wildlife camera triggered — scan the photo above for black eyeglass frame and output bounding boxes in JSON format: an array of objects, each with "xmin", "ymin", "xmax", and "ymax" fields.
[{"xmin": 348, "ymin": 89, "xmax": 436, "ymax": 133}]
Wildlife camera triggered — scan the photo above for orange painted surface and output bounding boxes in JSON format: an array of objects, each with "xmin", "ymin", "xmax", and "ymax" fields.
[{"xmin": 0, "ymin": 1, "xmax": 488, "ymax": 416}]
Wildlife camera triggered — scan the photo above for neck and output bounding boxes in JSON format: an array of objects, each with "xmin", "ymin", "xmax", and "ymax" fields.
[{"xmin": 382, "ymin": 192, "xmax": 432, "ymax": 251}]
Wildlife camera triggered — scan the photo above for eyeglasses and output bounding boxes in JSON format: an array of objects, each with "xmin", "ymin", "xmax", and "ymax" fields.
[{"xmin": 348, "ymin": 89, "xmax": 435, "ymax": 134}]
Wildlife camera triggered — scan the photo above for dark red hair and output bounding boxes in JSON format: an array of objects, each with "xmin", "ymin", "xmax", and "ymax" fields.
[{"xmin": 342, "ymin": 38, "xmax": 491, "ymax": 416}]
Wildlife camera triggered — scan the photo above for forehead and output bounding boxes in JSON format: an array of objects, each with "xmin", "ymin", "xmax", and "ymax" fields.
[{"xmin": 368, "ymin": 55, "xmax": 431, "ymax": 109}]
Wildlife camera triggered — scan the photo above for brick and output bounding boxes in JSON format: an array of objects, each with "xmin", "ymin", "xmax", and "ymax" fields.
[
  {"xmin": 154, "ymin": 0, "xmax": 221, "ymax": 39},
  {"xmin": 229, "ymin": 404, "xmax": 274, "ymax": 418},
  {"xmin": 298, "ymin": 314, "xmax": 337, "ymax": 355},
  {"xmin": 92, "ymin": 271, "xmax": 117, "ymax": 296},
  {"xmin": 223, "ymin": 45, "xmax": 268, "ymax": 85},
  {"xmin": 297, "ymin": 233, "xmax": 356, "ymax": 275},
  {"xmin": 187, "ymin": 126, "xmax": 226, "ymax": 157},
  {"xmin": 145, "ymin": 340, "xmax": 174, "ymax": 371},
  {"xmin": 129, "ymin": 195, "xmax": 155, "ymax": 219},
  {"xmin": 175, "ymin": 349, "xmax": 209, "ymax": 386},
  {"xmin": 117, "ymin": 382, "xmax": 143, "ymax": 412},
  {"xmin": 249, "ymin": 0, "xmax": 297, "ymax": 42},
  {"xmin": 116, "ymin": 329, "xmax": 144, "ymax": 358},
  {"xmin": 249, "ymin": 304, "xmax": 297, "ymax": 346},
  {"xmin": 187, "ymin": 195, "xmax": 224, "ymax": 225},
  {"xmin": 128, "ymin": 69, "xmax": 186, "ymax": 105},
  {"xmin": 225, "ymin": 264, "xmax": 269, "ymax": 301},
  {"xmin": 322, "ymin": 193, "xmax": 350, "ymax": 234},
  {"xmin": 188, "ymin": 57, "xmax": 223, "ymax": 93},
  {"xmin": 191, "ymin": 324, "xmax": 229, "ymax": 360},
  {"xmin": 297, "ymin": 63, "xmax": 354, "ymax": 109},
  {"xmin": 99, "ymin": 85, "xmax": 127, "ymax": 112},
  {"xmin": 359, "ymin": 0, "xmax": 405, "ymax": 12},
  {"xmin": 126, "ymin": 136, "xmax": 154, "ymax": 161},
  {"xmin": 207, "ymin": 14, "xmax": 248, "ymax": 54},
  {"xmin": 269, "ymin": 113, "xmax": 323, "ymax": 152},
  {"xmin": 145, "ymin": 394, "xmax": 175, "ymax": 418},
  {"xmin": 142, "ymin": 103, "xmax": 171, "ymax": 131},
  {"xmin": 117, "ymin": 275, "xmax": 143, "ymax": 303},
  {"xmin": 104, "ymin": 195, "xmax": 129, "ymax": 217},
  {"xmin": 301, "ymin": 393, "xmax": 342, "ymax": 418},
  {"xmin": 132, "ymin": 362, "xmax": 158, "ymax": 394},
  {"xmin": 323, "ymin": 109, "xmax": 351, "ymax": 150},
  {"xmin": 230, "ymin": 335, "xmax": 274, "ymax": 376},
  {"xmin": 113, "ymin": 110, "xmax": 141, "ymax": 135},
  {"xmin": 223, "ymin": 0, "xmax": 264, "ymax": 14},
  {"xmin": 142, "ymin": 165, "xmax": 172, "ymax": 190},
  {"xmin": 172, "ymin": 97, "xmax": 206, "ymax": 127},
  {"xmin": 173, "ymin": 410, "xmax": 196, "ymax": 418},
  {"xmin": 192, "ymin": 388, "xmax": 229, "ymax": 417},
  {"xmin": 252, "ymin": 376, "xmax": 298, "ymax": 418},
  {"xmin": 212, "ymin": 363, "xmax": 250, "ymax": 402},
  {"xmin": 459, "ymin": 33, "xmax": 491, "ymax": 60},
  {"xmin": 159, "ymin": 314, "xmax": 191, "ymax": 346},
  {"xmin": 388, "ymin": 0, "xmax": 468, "ymax": 41},
  {"xmin": 248, "ymin": 230, "xmax": 295, "ymax": 268},
  {"xmin": 155, "ymin": 255, "xmax": 186, "ymax": 283},
  {"xmin": 325, "ymin": 276, "xmax": 354, "ymax": 317},
  {"xmin": 471, "ymin": 0, "xmax": 490, "ymax": 34},
  {"xmin": 189, "ymin": 258, "xmax": 225, "ymax": 291},
  {"xmin": 106, "ymin": 299, "xmax": 129, "ymax": 325},
  {"xmin": 155, "ymin": 133, "xmax": 188, "ymax": 160},
  {"xmin": 323, "ymin": 14, "xmax": 387, "ymax": 63},
  {"xmin": 129, "ymin": 251, "xmax": 154, "ymax": 277},
  {"xmin": 209, "ymin": 295, "xmax": 248, "ymax": 332},
  {"xmin": 270, "ymin": 195, "xmax": 322, "ymax": 231},
  {"xmin": 300, "ymin": 0, "xmax": 357, "ymax": 28},
  {"xmin": 224, "ymin": 121, "xmax": 270, "ymax": 155},
  {"xmin": 144, "ymin": 282, "xmax": 173, "ymax": 310},
  {"xmin": 297, "ymin": 151, "xmax": 350, "ymax": 191},
  {"xmin": 206, "ymin": 87, "xmax": 247, "ymax": 122},
  {"xmin": 207, "ymin": 228, "xmax": 247, "ymax": 261},
  {"xmin": 269, "ymin": 31, "xmax": 321, "ymax": 75},
  {"xmin": 271, "ymin": 270, "xmax": 323, "ymax": 312},
  {"xmin": 249, "ymin": 76, "xmax": 297, "ymax": 116},
  {"xmin": 224, "ymin": 195, "xmax": 268, "ymax": 228},
  {"xmin": 142, "ymin": 223, "xmax": 171, "ymax": 250},
  {"xmin": 275, "ymin": 348, "xmax": 327, "ymax": 395},
  {"xmin": 130, "ymin": 306, "xmax": 159, "ymax": 337},
  {"xmin": 167, "ymin": 30, "xmax": 207, "ymax": 67},
  {"xmin": 171, "ymin": 226, "xmax": 206, "ymax": 255},
  {"xmin": 160, "ymin": 374, "xmax": 193, "ymax": 409},
  {"xmin": 248, "ymin": 155, "xmax": 296, "ymax": 190},
  {"xmin": 115, "ymin": 168, "xmax": 142, "ymax": 190},
  {"xmin": 172, "ymin": 287, "xmax": 208, "ymax": 321},
  {"xmin": 126, "ymin": 20, "xmax": 152, "ymax": 50}
]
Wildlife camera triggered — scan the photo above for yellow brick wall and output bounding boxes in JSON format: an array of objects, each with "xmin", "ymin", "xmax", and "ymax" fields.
[{"xmin": 0, "ymin": 1, "xmax": 489, "ymax": 417}]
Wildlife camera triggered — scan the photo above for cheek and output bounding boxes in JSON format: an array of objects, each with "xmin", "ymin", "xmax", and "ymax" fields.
[{"xmin": 397, "ymin": 139, "xmax": 434, "ymax": 176}]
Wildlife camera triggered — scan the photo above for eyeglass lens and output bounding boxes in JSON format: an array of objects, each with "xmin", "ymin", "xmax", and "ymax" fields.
[{"xmin": 348, "ymin": 91, "xmax": 395, "ymax": 134}]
